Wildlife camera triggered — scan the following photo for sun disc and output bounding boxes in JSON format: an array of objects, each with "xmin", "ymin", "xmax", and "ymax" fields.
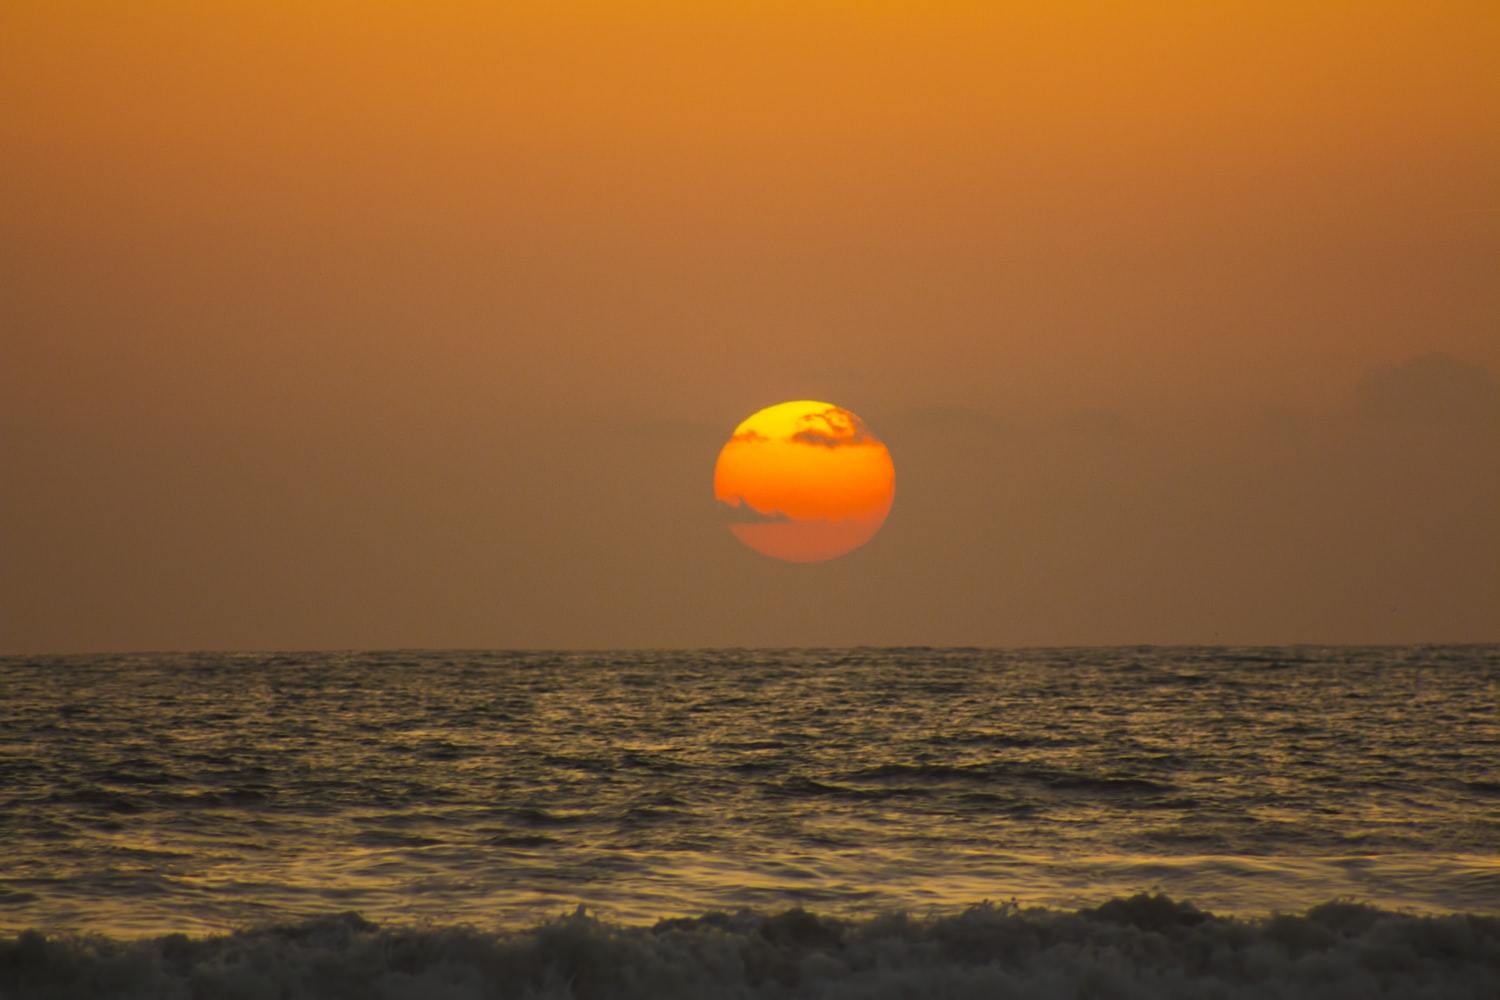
[{"xmin": 713, "ymin": 400, "xmax": 895, "ymax": 563}]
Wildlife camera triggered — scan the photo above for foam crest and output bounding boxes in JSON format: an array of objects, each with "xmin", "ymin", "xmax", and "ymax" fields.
[{"xmin": 3, "ymin": 895, "xmax": 1496, "ymax": 999}]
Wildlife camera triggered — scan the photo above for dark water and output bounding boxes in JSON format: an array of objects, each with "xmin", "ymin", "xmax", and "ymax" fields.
[{"xmin": 2, "ymin": 646, "xmax": 1496, "ymax": 946}]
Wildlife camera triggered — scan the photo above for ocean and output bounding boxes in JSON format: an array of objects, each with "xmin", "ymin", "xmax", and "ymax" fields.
[{"xmin": 1, "ymin": 646, "xmax": 1496, "ymax": 998}]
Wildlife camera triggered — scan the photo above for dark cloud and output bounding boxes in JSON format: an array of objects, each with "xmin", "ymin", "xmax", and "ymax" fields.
[
  {"xmin": 1355, "ymin": 353, "xmax": 1500, "ymax": 425},
  {"xmin": 717, "ymin": 496, "xmax": 790, "ymax": 524},
  {"xmin": 790, "ymin": 407, "xmax": 879, "ymax": 448}
]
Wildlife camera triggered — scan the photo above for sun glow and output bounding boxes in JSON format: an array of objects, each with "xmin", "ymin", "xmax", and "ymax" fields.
[{"xmin": 713, "ymin": 401, "xmax": 895, "ymax": 563}]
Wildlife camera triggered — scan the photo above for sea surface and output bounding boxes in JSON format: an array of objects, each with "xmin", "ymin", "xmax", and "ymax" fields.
[{"xmin": 1, "ymin": 646, "xmax": 1497, "ymax": 997}]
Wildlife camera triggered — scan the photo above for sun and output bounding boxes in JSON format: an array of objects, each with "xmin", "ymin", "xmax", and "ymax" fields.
[{"xmin": 713, "ymin": 401, "xmax": 895, "ymax": 563}]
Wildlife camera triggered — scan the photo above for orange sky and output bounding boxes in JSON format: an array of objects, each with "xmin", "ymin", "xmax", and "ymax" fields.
[{"xmin": 2, "ymin": 3, "xmax": 1496, "ymax": 650}]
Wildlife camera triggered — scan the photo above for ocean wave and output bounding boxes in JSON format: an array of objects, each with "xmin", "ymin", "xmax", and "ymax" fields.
[{"xmin": 2, "ymin": 895, "xmax": 1496, "ymax": 999}]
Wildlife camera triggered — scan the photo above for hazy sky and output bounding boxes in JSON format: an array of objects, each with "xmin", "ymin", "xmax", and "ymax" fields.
[{"xmin": 4, "ymin": 2, "xmax": 1497, "ymax": 652}]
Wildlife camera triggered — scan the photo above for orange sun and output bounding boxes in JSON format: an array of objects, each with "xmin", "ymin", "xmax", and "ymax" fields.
[{"xmin": 713, "ymin": 401, "xmax": 895, "ymax": 563}]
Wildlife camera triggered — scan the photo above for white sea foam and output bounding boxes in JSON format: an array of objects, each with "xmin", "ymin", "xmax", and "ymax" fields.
[{"xmin": 2, "ymin": 895, "xmax": 1496, "ymax": 1000}]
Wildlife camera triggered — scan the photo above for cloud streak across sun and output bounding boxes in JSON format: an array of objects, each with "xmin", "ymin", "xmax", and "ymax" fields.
[
  {"xmin": 713, "ymin": 401, "xmax": 895, "ymax": 563},
  {"xmin": 789, "ymin": 407, "xmax": 880, "ymax": 449}
]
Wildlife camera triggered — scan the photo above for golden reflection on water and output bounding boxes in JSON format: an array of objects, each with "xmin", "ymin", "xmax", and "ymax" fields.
[{"xmin": 1, "ymin": 647, "xmax": 1496, "ymax": 937}]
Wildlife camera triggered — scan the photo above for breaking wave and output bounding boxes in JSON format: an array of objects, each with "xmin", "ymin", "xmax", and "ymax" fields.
[{"xmin": 3, "ymin": 895, "xmax": 1496, "ymax": 999}]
